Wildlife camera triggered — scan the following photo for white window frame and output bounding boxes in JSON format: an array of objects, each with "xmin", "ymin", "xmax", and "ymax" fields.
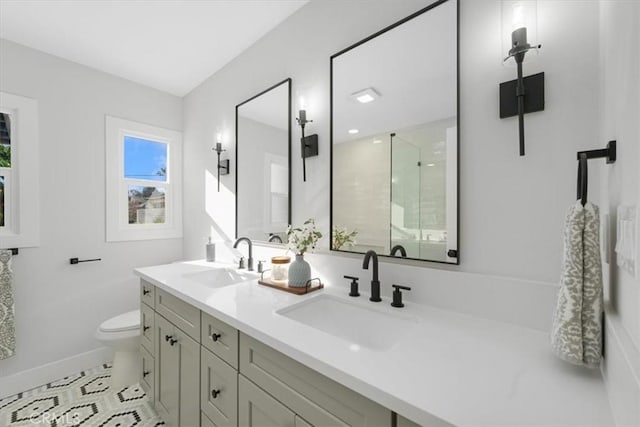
[
  {"xmin": 106, "ymin": 116, "xmax": 182, "ymax": 241},
  {"xmin": 0, "ymin": 92, "xmax": 39, "ymax": 248}
]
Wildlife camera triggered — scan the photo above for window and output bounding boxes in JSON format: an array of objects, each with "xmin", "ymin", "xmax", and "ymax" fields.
[
  {"xmin": 106, "ymin": 116, "xmax": 182, "ymax": 241},
  {"xmin": 0, "ymin": 92, "xmax": 39, "ymax": 248}
]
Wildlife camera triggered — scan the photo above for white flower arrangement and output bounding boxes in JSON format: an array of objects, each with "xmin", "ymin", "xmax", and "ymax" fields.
[{"xmin": 287, "ymin": 218, "xmax": 323, "ymax": 255}]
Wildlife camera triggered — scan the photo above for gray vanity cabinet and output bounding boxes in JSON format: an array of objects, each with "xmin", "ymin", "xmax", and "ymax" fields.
[
  {"xmin": 154, "ymin": 312, "xmax": 200, "ymax": 427},
  {"xmin": 239, "ymin": 375, "xmax": 296, "ymax": 427},
  {"xmin": 139, "ymin": 281, "xmax": 156, "ymax": 405}
]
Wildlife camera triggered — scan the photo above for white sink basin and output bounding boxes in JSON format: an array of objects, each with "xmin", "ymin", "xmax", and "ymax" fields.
[
  {"xmin": 182, "ymin": 268, "xmax": 257, "ymax": 287},
  {"xmin": 277, "ymin": 294, "xmax": 419, "ymax": 351}
]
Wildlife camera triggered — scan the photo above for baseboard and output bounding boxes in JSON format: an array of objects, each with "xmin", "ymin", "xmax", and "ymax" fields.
[{"xmin": 0, "ymin": 347, "xmax": 113, "ymax": 399}]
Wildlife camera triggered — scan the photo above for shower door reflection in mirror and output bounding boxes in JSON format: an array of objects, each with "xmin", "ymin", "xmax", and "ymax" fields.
[
  {"xmin": 236, "ymin": 78, "xmax": 291, "ymax": 244},
  {"xmin": 331, "ymin": 0, "xmax": 458, "ymax": 263}
]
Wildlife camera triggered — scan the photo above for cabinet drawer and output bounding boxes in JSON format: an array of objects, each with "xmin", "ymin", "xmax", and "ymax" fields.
[
  {"xmin": 140, "ymin": 280, "xmax": 155, "ymax": 308},
  {"xmin": 155, "ymin": 288, "xmax": 201, "ymax": 341},
  {"xmin": 240, "ymin": 333, "xmax": 391, "ymax": 426},
  {"xmin": 201, "ymin": 347, "xmax": 238, "ymax": 427},
  {"xmin": 140, "ymin": 345, "xmax": 155, "ymax": 404},
  {"xmin": 140, "ymin": 302, "xmax": 155, "ymax": 354},
  {"xmin": 201, "ymin": 311, "xmax": 238, "ymax": 369}
]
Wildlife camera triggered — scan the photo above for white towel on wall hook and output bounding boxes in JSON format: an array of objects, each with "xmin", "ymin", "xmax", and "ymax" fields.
[
  {"xmin": 0, "ymin": 249, "xmax": 15, "ymax": 360},
  {"xmin": 551, "ymin": 201, "xmax": 603, "ymax": 368}
]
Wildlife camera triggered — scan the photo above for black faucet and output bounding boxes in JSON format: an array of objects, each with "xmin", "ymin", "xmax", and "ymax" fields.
[
  {"xmin": 362, "ymin": 250, "xmax": 382, "ymax": 302},
  {"xmin": 233, "ymin": 237, "xmax": 254, "ymax": 271},
  {"xmin": 390, "ymin": 245, "xmax": 407, "ymax": 258}
]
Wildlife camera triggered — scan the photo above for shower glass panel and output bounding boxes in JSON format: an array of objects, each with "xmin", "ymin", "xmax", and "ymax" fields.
[{"xmin": 391, "ymin": 119, "xmax": 455, "ymax": 262}]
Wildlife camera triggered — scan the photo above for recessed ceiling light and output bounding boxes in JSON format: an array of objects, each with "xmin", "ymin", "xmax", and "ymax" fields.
[
  {"xmin": 351, "ymin": 88, "xmax": 380, "ymax": 104},
  {"xmin": 348, "ymin": 129, "xmax": 359, "ymax": 134},
  {"xmin": 373, "ymin": 139, "xmax": 382, "ymax": 144}
]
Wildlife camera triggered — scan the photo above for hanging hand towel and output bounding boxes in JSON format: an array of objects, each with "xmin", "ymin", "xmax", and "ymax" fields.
[
  {"xmin": 551, "ymin": 201, "xmax": 603, "ymax": 368},
  {"xmin": 0, "ymin": 249, "xmax": 15, "ymax": 359}
]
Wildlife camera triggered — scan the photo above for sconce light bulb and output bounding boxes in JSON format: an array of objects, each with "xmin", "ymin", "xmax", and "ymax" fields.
[
  {"xmin": 512, "ymin": 2, "xmax": 525, "ymax": 31},
  {"xmin": 299, "ymin": 96, "xmax": 306, "ymax": 111},
  {"xmin": 216, "ymin": 132, "xmax": 222, "ymax": 144}
]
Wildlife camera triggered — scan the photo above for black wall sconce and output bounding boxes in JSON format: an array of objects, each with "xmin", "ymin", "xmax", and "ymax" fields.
[
  {"xmin": 500, "ymin": 1, "xmax": 544, "ymax": 156},
  {"xmin": 214, "ymin": 136, "xmax": 229, "ymax": 192},
  {"xmin": 296, "ymin": 107, "xmax": 318, "ymax": 182}
]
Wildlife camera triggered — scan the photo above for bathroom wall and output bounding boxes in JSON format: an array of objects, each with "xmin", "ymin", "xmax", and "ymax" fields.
[
  {"xmin": 597, "ymin": 1, "xmax": 640, "ymax": 425},
  {"xmin": 0, "ymin": 40, "xmax": 183, "ymax": 396},
  {"xmin": 183, "ymin": 0, "xmax": 600, "ymax": 329}
]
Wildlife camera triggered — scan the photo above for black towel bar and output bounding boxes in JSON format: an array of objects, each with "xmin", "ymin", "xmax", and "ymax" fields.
[{"xmin": 576, "ymin": 140, "xmax": 616, "ymax": 206}]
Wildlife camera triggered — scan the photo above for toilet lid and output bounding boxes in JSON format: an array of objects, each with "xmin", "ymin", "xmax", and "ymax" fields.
[{"xmin": 99, "ymin": 310, "xmax": 140, "ymax": 332}]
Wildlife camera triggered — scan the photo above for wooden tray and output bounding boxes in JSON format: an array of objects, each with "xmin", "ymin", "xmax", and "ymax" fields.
[{"xmin": 258, "ymin": 277, "xmax": 324, "ymax": 295}]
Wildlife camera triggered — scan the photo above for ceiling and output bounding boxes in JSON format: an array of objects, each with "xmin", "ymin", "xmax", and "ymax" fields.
[{"xmin": 0, "ymin": 1, "xmax": 307, "ymax": 96}]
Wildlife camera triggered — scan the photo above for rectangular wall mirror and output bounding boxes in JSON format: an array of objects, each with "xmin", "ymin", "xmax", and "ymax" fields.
[
  {"xmin": 330, "ymin": 0, "xmax": 459, "ymax": 264},
  {"xmin": 236, "ymin": 78, "xmax": 291, "ymax": 244}
]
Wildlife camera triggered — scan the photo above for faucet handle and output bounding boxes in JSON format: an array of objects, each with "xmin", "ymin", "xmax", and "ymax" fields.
[
  {"xmin": 257, "ymin": 260, "xmax": 266, "ymax": 273},
  {"xmin": 344, "ymin": 275, "xmax": 360, "ymax": 297},
  {"xmin": 238, "ymin": 256, "xmax": 246, "ymax": 269},
  {"xmin": 391, "ymin": 284, "xmax": 411, "ymax": 308}
]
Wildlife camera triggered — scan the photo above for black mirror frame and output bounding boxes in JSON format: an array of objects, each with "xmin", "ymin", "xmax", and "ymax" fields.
[
  {"xmin": 235, "ymin": 78, "xmax": 292, "ymax": 241},
  {"xmin": 329, "ymin": 0, "xmax": 460, "ymax": 265}
]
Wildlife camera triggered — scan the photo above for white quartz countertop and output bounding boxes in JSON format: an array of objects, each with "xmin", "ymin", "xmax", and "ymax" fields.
[{"xmin": 134, "ymin": 261, "xmax": 613, "ymax": 426}]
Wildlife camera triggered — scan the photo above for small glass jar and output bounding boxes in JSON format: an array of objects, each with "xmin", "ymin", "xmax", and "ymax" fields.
[{"xmin": 271, "ymin": 256, "xmax": 291, "ymax": 282}]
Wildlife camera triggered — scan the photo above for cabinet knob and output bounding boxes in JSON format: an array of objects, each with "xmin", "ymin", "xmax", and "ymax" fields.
[
  {"xmin": 211, "ymin": 333, "xmax": 221, "ymax": 342},
  {"xmin": 143, "ymin": 288, "xmax": 150, "ymax": 295},
  {"xmin": 165, "ymin": 334, "xmax": 172, "ymax": 342},
  {"xmin": 143, "ymin": 325, "xmax": 150, "ymax": 331},
  {"xmin": 169, "ymin": 338, "xmax": 178, "ymax": 346},
  {"xmin": 143, "ymin": 370, "xmax": 150, "ymax": 378},
  {"xmin": 211, "ymin": 389, "xmax": 221, "ymax": 399}
]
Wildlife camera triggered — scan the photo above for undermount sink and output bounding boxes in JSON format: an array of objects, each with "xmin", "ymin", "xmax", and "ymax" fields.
[
  {"xmin": 277, "ymin": 294, "xmax": 419, "ymax": 351},
  {"xmin": 182, "ymin": 268, "xmax": 257, "ymax": 287}
]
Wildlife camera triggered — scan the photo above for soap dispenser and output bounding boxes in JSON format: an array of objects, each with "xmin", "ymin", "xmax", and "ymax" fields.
[{"xmin": 206, "ymin": 237, "xmax": 216, "ymax": 262}]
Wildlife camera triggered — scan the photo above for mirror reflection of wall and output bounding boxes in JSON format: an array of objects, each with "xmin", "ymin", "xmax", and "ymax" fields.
[
  {"xmin": 331, "ymin": 0, "xmax": 458, "ymax": 263},
  {"xmin": 236, "ymin": 79, "xmax": 291, "ymax": 244}
]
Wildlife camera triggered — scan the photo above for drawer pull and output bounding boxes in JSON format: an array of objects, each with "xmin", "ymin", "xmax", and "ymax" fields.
[
  {"xmin": 165, "ymin": 334, "xmax": 178, "ymax": 345},
  {"xmin": 210, "ymin": 333, "xmax": 221, "ymax": 342},
  {"xmin": 143, "ymin": 325, "xmax": 150, "ymax": 331},
  {"xmin": 143, "ymin": 288, "xmax": 150, "ymax": 295},
  {"xmin": 211, "ymin": 389, "xmax": 221, "ymax": 399},
  {"xmin": 143, "ymin": 370, "xmax": 150, "ymax": 378},
  {"xmin": 165, "ymin": 334, "xmax": 172, "ymax": 342},
  {"xmin": 169, "ymin": 338, "xmax": 178, "ymax": 346}
]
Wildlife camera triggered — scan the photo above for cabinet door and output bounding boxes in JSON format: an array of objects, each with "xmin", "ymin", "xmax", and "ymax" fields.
[
  {"xmin": 154, "ymin": 313, "xmax": 200, "ymax": 427},
  {"xmin": 201, "ymin": 347, "xmax": 238, "ymax": 427},
  {"xmin": 239, "ymin": 375, "xmax": 295, "ymax": 427},
  {"xmin": 140, "ymin": 345, "xmax": 155, "ymax": 405}
]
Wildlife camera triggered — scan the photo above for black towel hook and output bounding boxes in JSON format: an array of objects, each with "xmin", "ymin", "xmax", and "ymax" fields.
[{"xmin": 575, "ymin": 140, "xmax": 616, "ymax": 207}]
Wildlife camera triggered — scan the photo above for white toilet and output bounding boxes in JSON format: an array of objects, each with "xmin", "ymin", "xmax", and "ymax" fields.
[{"xmin": 95, "ymin": 309, "xmax": 141, "ymax": 389}]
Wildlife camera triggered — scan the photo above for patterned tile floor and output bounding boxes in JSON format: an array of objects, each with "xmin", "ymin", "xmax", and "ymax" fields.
[{"xmin": 0, "ymin": 364, "xmax": 164, "ymax": 426}]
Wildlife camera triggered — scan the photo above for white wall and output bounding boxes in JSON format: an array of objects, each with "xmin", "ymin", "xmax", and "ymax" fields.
[
  {"xmin": 183, "ymin": 0, "xmax": 601, "ymax": 330},
  {"xmin": 598, "ymin": 2, "xmax": 640, "ymax": 425},
  {"xmin": 0, "ymin": 40, "xmax": 183, "ymax": 395}
]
